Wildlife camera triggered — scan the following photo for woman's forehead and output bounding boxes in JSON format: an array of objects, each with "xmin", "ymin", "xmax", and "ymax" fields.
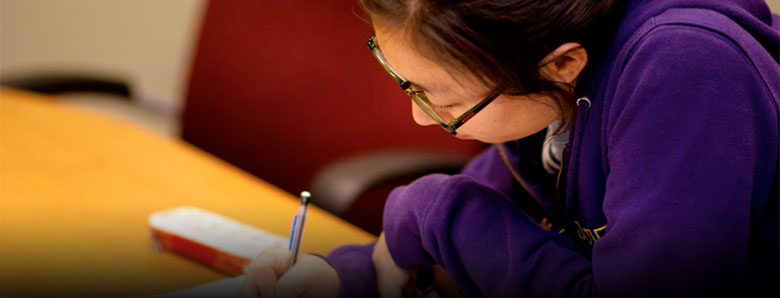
[
  {"xmin": 374, "ymin": 28, "xmax": 443, "ymax": 86},
  {"xmin": 374, "ymin": 26, "xmax": 485, "ymax": 97}
]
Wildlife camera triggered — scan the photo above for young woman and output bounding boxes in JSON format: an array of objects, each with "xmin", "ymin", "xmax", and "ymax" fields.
[{"xmin": 241, "ymin": 0, "xmax": 779, "ymax": 297}]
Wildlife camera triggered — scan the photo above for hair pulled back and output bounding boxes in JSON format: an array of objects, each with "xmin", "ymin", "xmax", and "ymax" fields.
[{"xmin": 360, "ymin": 0, "xmax": 624, "ymax": 128}]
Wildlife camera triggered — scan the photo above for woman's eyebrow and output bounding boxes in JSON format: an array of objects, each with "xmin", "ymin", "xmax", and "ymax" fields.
[
  {"xmin": 408, "ymin": 81, "xmax": 432, "ymax": 92},
  {"xmin": 374, "ymin": 42, "xmax": 450, "ymax": 96},
  {"xmin": 409, "ymin": 81, "xmax": 449, "ymax": 96}
]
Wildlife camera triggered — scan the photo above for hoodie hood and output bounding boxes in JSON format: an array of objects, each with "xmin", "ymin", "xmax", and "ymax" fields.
[
  {"xmin": 578, "ymin": 0, "xmax": 779, "ymax": 97},
  {"xmin": 619, "ymin": 0, "xmax": 779, "ymax": 60}
]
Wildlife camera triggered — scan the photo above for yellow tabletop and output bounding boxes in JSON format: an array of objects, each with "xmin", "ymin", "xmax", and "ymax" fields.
[{"xmin": 0, "ymin": 88, "xmax": 375, "ymax": 297}]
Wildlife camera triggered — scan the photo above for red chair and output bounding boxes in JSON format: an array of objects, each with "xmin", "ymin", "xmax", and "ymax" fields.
[{"xmin": 183, "ymin": 0, "xmax": 485, "ymax": 234}]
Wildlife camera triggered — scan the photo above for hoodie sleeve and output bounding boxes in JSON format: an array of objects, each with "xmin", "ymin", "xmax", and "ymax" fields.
[
  {"xmin": 383, "ymin": 174, "xmax": 593, "ymax": 298},
  {"xmin": 320, "ymin": 145, "xmax": 518, "ymax": 298},
  {"xmin": 382, "ymin": 22, "xmax": 777, "ymax": 298}
]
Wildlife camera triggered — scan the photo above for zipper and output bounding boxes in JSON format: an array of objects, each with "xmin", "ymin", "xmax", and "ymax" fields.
[{"xmin": 553, "ymin": 97, "xmax": 591, "ymax": 232}]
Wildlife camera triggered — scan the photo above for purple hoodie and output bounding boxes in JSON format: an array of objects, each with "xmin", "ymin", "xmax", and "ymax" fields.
[{"xmin": 325, "ymin": 0, "xmax": 780, "ymax": 297}]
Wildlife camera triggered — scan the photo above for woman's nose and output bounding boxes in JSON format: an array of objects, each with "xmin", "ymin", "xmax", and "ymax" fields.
[{"xmin": 411, "ymin": 101, "xmax": 438, "ymax": 127}]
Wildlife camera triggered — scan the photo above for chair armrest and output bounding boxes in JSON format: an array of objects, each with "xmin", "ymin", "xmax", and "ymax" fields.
[
  {"xmin": 311, "ymin": 150, "xmax": 470, "ymax": 216},
  {"xmin": 1, "ymin": 73, "xmax": 131, "ymax": 98}
]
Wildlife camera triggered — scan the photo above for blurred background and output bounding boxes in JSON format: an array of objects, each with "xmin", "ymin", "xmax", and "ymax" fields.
[
  {"xmin": 0, "ymin": 0, "xmax": 490, "ymax": 235},
  {"xmin": 1, "ymin": 0, "xmax": 204, "ymax": 135},
  {"xmin": 1, "ymin": 0, "xmax": 778, "ymax": 234}
]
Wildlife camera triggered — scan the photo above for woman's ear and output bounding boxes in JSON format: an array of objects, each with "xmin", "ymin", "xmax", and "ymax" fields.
[{"xmin": 539, "ymin": 43, "xmax": 588, "ymax": 84}]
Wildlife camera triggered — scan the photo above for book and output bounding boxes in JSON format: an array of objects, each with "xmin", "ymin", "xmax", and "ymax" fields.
[{"xmin": 148, "ymin": 206, "xmax": 288, "ymax": 275}]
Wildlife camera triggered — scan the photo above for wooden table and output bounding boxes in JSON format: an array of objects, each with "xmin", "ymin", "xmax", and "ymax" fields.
[{"xmin": 0, "ymin": 88, "xmax": 376, "ymax": 297}]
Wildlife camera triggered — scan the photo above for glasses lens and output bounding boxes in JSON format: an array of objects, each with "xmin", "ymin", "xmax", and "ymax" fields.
[
  {"xmin": 409, "ymin": 91, "xmax": 454, "ymax": 126},
  {"xmin": 368, "ymin": 35, "xmax": 457, "ymax": 133}
]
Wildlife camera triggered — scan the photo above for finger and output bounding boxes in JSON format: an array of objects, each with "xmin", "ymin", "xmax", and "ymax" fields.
[
  {"xmin": 245, "ymin": 247, "xmax": 292, "ymax": 296},
  {"xmin": 248, "ymin": 265, "xmax": 279, "ymax": 297},
  {"xmin": 247, "ymin": 246, "xmax": 292, "ymax": 277},
  {"xmin": 276, "ymin": 255, "xmax": 340, "ymax": 298},
  {"xmin": 239, "ymin": 276, "xmax": 259, "ymax": 298},
  {"xmin": 275, "ymin": 260, "xmax": 314, "ymax": 298},
  {"xmin": 374, "ymin": 233, "xmax": 410, "ymax": 298}
]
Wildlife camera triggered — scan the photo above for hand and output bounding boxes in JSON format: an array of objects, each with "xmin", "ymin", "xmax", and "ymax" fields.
[
  {"xmin": 239, "ymin": 247, "xmax": 340, "ymax": 298},
  {"xmin": 373, "ymin": 232, "xmax": 411, "ymax": 298}
]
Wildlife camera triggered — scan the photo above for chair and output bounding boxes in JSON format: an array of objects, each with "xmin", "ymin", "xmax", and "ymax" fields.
[{"xmin": 179, "ymin": 0, "xmax": 486, "ymax": 233}]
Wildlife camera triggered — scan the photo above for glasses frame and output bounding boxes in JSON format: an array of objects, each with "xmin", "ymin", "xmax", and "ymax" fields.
[{"xmin": 368, "ymin": 35, "xmax": 500, "ymax": 135}]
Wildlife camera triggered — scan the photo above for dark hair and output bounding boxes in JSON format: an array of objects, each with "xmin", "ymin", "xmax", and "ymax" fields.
[{"xmin": 359, "ymin": 0, "xmax": 625, "ymax": 131}]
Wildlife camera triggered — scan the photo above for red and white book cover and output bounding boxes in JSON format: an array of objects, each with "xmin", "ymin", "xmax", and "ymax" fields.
[{"xmin": 148, "ymin": 206, "xmax": 288, "ymax": 275}]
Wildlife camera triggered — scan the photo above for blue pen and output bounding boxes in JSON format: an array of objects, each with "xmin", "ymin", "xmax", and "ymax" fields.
[{"xmin": 287, "ymin": 191, "xmax": 310, "ymax": 270}]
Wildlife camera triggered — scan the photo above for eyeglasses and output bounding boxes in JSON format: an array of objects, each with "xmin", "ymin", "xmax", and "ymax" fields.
[{"xmin": 367, "ymin": 35, "xmax": 500, "ymax": 135}]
